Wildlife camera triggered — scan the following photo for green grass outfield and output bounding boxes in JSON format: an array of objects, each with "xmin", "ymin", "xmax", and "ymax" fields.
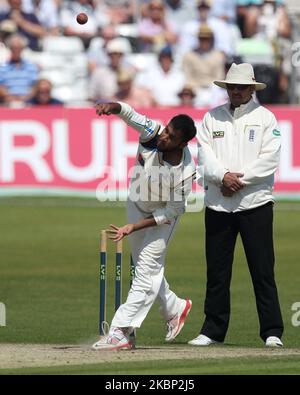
[
  {"xmin": 0, "ymin": 197, "xmax": 300, "ymax": 375},
  {"xmin": 1, "ymin": 356, "xmax": 300, "ymax": 375}
]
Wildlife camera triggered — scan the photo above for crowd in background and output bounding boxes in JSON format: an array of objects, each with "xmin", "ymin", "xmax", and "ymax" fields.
[{"xmin": 0, "ymin": 0, "xmax": 294, "ymax": 108}]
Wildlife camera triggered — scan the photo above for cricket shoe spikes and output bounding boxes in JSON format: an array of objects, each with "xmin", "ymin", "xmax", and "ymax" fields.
[
  {"xmin": 165, "ymin": 299, "xmax": 192, "ymax": 342},
  {"xmin": 92, "ymin": 327, "xmax": 133, "ymax": 351}
]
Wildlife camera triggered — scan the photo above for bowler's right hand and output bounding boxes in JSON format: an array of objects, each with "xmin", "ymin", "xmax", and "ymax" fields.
[{"xmin": 95, "ymin": 102, "xmax": 121, "ymax": 116}]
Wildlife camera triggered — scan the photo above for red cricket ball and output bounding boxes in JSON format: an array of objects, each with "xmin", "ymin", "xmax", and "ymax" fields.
[{"xmin": 76, "ymin": 13, "xmax": 88, "ymax": 25}]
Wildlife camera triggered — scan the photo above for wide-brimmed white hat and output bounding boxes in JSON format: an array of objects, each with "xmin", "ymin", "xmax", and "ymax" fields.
[{"xmin": 214, "ymin": 63, "xmax": 267, "ymax": 91}]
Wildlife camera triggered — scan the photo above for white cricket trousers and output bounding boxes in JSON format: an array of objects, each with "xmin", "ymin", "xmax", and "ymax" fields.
[{"xmin": 111, "ymin": 199, "xmax": 182, "ymax": 328}]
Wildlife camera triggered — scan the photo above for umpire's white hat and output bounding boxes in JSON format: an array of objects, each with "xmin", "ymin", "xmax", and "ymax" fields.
[{"xmin": 214, "ymin": 63, "xmax": 267, "ymax": 91}]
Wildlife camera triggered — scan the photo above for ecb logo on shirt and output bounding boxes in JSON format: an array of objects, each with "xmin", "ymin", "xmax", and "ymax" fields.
[{"xmin": 249, "ymin": 129, "xmax": 255, "ymax": 142}]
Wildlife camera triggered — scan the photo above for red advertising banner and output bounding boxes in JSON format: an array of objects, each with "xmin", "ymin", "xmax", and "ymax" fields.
[{"xmin": 0, "ymin": 106, "xmax": 299, "ymax": 198}]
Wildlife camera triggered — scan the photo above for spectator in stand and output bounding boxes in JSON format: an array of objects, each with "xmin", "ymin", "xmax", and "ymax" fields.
[
  {"xmin": 113, "ymin": 70, "xmax": 156, "ymax": 108},
  {"xmin": 181, "ymin": 25, "xmax": 227, "ymax": 108},
  {"xmin": 0, "ymin": 0, "xmax": 46, "ymax": 51},
  {"xmin": 243, "ymin": 0, "xmax": 290, "ymax": 39},
  {"xmin": 137, "ymin": 0, "xmax": 177, "ymax": 53},
  {"xmin": 87, "ymin": 36, "xmax": 110, "ymax": 73},
  {"xmin": 0, "ymin": 33, "xmax": 39, "ymax": 105},
  {"xmin": 210, "ymin": 0, "xmax": 241, "ymax": 57},
  {"xmin": 26, "ymin": 78, "xmax": 63, "ymax": 106},
  {"xmin": 182, "ymin": 25, "xmax": 225, "ymax": 90},
  {"xmin": 0, "ymin": 1, "xmax": 9, "ymax": 13},
  {"xmin": 177, "ymin": 84, "xmax": 196, "ymax": 108},
  {"xmin": 236, "ymin": 1, "xmax": 262, "ymax": 37},
  {"xmin": 211, "ymin": 0, "xmax": 237, "ymax": 24},
  {"xmin": 89, "ymin": 0, "xmax": 138, "ymax": 43},
  {"xmin": 0, "ymin": 85, "xmax": 7, "ymax": 104},
  {"xmin": 243, "ymin": 0, "xmax": 291, "ymax": 102},
  {"xmin": 236, "ymin": 0, "xmax": 286, "ymax": 37},
  {"xmin": 0, "ymin": 19, "xmax": 15, "ymax": 62},
  {"xmin": 60, "ymin": 0, "xmax": 110, "ymax": 48},
  {"xmin": 178, "ymin": 0, "xmax": 237, "ymax": 57},
  {"xmin": 102, "ymin": 0, "xmax": 137, "ymax": 24},
  {"xmin": 135, "ymin": 45, "xmax": 185, "ymax": 107},
  {"xmin": 22, "ymin": 0, "xmax": 60, "ymax": 36},
  {"xmin": 164, "ymin": 0, "xmax": 197, "ymax": 26},
  {"xmin": 88, "ymin": 37, "xmax": 134, "ymax": 102},
  {"xmin": 87, "ymin": 35, "xmax": 132, "ymax": 74}
]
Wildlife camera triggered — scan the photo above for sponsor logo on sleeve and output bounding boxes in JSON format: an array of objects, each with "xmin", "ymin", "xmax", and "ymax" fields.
[{"xmin": 273, "ymin": 129, "xmax": 281, "ymax": 137}]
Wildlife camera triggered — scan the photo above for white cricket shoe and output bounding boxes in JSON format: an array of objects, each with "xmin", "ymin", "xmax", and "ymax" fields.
[
  {"xmin": 165, "ymin": 299, "xmax": 192, "ymax": 342},
  {"xmin": 265, "ymin": 336, "xmax": 283, "ymax": 348},
  {"xmin": 188, "ymin": 334, "xmax": 219, "ymax": 346},
  {"xmin": 92, "ymin": 327, "xmax": 133, "ymax": 351}
]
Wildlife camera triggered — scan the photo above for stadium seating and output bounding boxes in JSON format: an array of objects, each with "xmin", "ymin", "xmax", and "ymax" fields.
[
  {"xmin": 40, "ymin": 36, "xmax": 88, "ymax": 104},
  {"xmin": 11, "ymin": 2, "xmax": 300, "ymax": 105},
  {"xmin": 126, "ymin": 53, "xmax": 157, "ymax": 72},
  {"xmin": 42, "ymin": 36, "xmax": 84, "ymax": 54}
]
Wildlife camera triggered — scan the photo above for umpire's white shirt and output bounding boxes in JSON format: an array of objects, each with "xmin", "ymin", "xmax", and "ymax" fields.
[{"xmin": 197, "ymin": 98, "xmax": 281, "ymax": 212}]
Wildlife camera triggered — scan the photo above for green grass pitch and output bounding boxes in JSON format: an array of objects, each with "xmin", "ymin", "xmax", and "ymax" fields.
[{"xmin": 0, "ymin": 198, "xmax": 300, "ymax": 374}]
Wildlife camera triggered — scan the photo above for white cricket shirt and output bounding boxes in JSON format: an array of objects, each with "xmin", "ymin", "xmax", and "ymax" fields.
[
  {"xmin": 117, "ymin": 102, "xmax": 196, "ymax": 225},
  {"xmin": 197, "ymin": 98, "xmax": 281, "ymax": 212}
]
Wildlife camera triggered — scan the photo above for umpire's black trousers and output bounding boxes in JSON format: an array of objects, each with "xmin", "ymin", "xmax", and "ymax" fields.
[{"xmin": 201, "ymin": 202, "xmax": 284, "ymax": 342}]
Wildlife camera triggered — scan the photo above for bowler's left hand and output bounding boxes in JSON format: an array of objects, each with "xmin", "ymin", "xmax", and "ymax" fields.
[{"xmin": 106, "ymin": 224, "xmax": 135, "ymax": 242}]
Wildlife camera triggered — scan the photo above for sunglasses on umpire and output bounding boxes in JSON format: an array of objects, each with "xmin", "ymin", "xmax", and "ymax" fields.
[{"xmin": 226, "ymin": 84, "xmax": 252, "ymax": 91}]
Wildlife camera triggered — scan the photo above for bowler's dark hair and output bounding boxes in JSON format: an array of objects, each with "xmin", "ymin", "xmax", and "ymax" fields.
[{"xmin": 170, "ymin": 114, "xmax": 197, "ymax": 143}]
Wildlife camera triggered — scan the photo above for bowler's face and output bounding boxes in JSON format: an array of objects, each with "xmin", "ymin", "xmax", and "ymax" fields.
[
  {"xmin": 156, "ymin": 123, "xmax": 184, "ymax": 152},
  {"xmin": 226, "ymin": 84, "xmax": 255, "ymax": 107}
]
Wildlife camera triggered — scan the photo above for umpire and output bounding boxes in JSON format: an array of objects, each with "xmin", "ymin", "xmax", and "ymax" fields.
[{"xmin": 189, "ymin": 63, "xmax": 284, "ymax": 347}]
